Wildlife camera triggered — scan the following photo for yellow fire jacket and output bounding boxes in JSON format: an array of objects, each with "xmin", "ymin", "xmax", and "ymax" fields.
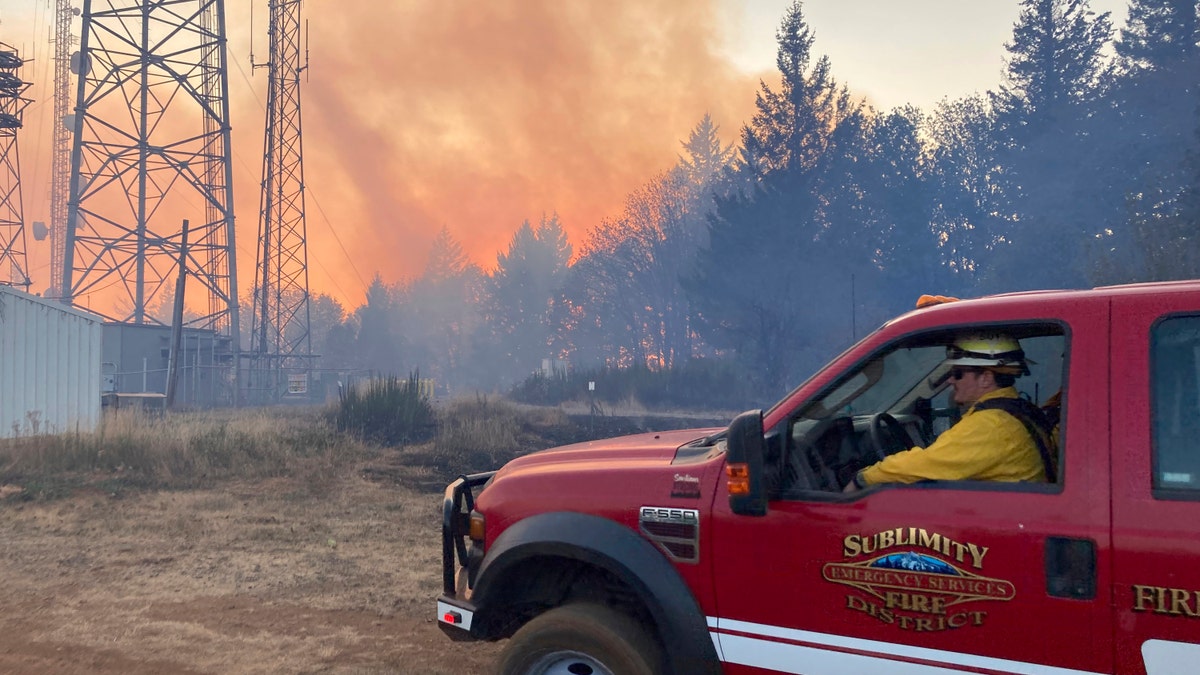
[{"xmin": 858, "ymin": 387, "xmax": 1048, "ymax": 486}]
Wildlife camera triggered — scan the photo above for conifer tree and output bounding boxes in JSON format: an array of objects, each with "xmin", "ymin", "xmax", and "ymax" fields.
[
  {"xmin": 1089, "ymin": 1, "xmax": 1198, "ymax": 286},
  {"xmin": 1115, "ymin": 0, "xmax": 1199, "ymax": 72},
  {"xmin": 1092, "ymin": 92, "xmax": 1200, "ymax": 283},
  {"xmin": 679, "ymin": 112, "xmax": 736, "ymax": 188},
  {"xmin": 687, "ymin": 1, "xmax": 862, "ymax": 393},
  {"xmin": 423, "ymin": 225, "xmax": 473, "ymax": 281},
  {"xmin": 485, "ymin": 215, "xmax": 573, "ymax": 386},
  {"xmin": 405, "ymin": 227, "xmax": 482, "ymax": 393},
  {"xmin": 742, "ymin": 1, "xmax": 853, "ymax": 176},
  {"xmin": 354, "ymin": 274, "xmax": 403, "ymax": 374},
  {"xmin": 983, "ymin": 0, "xmax": 1113, "ymax": 290},
  {"xmin": 995, "ymin": 0, "xmax": 1112, "ymax": 136}
]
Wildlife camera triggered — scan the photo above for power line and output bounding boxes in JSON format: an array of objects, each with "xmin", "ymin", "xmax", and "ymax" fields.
[
  {"xmin": 231, "ymin": 36, "xmax": 367, "ymax": 306},
  {"xmin": 308, "ymin": 187, "xmax": 370, "ymax": 301}
]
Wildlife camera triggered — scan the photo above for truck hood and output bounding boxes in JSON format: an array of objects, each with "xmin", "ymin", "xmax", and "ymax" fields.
[
  {"xmin": 478, "ymin": 426, "xmax": 727, "ymax": 529},
  {"xmin": 497, "ymin": 427, "xmax": 722, "ymax": 476}
]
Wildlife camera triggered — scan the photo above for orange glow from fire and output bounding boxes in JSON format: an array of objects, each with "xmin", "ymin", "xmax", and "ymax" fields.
[{"xmin": 15, "ymin": 0, "xmax": 764, "ymax": 310}]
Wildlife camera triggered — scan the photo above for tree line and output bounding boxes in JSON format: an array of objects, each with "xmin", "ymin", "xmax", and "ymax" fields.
[{"xmin": 288, "ymin": 0, "xmax": 1200, "ymax": 405}]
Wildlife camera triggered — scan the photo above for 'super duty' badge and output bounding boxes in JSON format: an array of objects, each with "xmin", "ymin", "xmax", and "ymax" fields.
[
  {"xmin": 670, "ymin": 473, "xmax": 701, "ymax": 498},
  {"xmin": 825, "ymin": 528, "xmax": 1014, "ymax": 632}
]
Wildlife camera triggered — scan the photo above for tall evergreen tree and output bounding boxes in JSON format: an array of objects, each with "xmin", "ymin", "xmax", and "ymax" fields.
[
  {"xmin": 354, "ymin": 274, "xmax": 403, "ymax": 375},
  {"xmin": 404, "ymin": 228, "xmax": 483, "ymax": 394},
  {"xmin": 983, "ymin": 0, "xmax": 1113, "ymax": 290},
  {"xmin": 1091, "ymin": 89, "xmax": 1200, "ymax": 283},
  {"xmin": 688, "ymin": 1, "xmax": 863, "ymax": 394},
  {"xmin": 423, "ymin": 225, "xmax": 473, "ymax": 282},
  {"xmin": 741, "ymin": 1, "xmax": 854, "ymax": 178},
  {"xmin": 559, "ymin": 115, "xmax": 737, "ymax": 373},
  {"xmin": 1097, "ymin": 0, "xmax": 1200, "ymax": 279},
  {"xmin": 689, "ymin": 174, "xmax": 848, "ymax": 396},
  {"xmin": 799, "ymin": 104, "xmax": 940, "ymax": 337},
  {"xmin": 484, "ymin": 214, "xmax": 573, "ymax": 387},
  {"xmin": 1115, "ymin": 0, "xmax": 1199, "ymax": 72},
  {"xmin": 678, "ymin": 112, "xmax": 737, "ymax": 189},
  {"xmin": 995, "ymin": 0, "xmax": 1113, "ymax": 136}
]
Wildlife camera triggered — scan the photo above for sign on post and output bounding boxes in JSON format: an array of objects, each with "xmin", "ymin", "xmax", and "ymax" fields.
[{"xmin": 287, "ymin": 373, "xmax": 308, "ymax": 395}]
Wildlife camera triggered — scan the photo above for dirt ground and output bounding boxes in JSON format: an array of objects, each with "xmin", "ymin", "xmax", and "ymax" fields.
[{"xmin": 0, "ymin": 462, "xmax": 504, "ymax": 674}]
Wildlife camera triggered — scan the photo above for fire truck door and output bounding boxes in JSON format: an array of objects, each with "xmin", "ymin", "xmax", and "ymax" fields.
[
  {"xmin": 1111, "ymin": 293, "xmax": 1200, "ymax": 675},
  {"xmin": 709, "ymin": 309, "xmax": 1112, "ymax": 674}
]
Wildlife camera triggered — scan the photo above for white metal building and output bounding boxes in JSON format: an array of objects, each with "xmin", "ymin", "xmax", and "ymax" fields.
[{"xmin": 0, "ymin": 285, "xmax": 103, "ymax": 438}]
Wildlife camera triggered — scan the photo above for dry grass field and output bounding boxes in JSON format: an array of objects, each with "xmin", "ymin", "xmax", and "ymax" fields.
[
  {"xmin": 0, "ymin": 399, "xmax": 724, "ymax": 674},
  {"xmin": 0, "ymin": 472, "xmax": 502, "ymax": 674},
  {"xmin": 0, "ymin": 400, "xmax": 552, "ymax": 675}
]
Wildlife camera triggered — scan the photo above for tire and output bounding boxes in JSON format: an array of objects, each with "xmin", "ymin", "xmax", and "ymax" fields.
[{"xmin": 493, "ymin": 603, "xmax": 664, "ymax": 675}]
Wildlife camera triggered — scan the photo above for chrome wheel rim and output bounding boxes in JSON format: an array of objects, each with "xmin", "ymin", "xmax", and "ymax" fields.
[{"xmin": 525, "ymin": 650, "xmax": 615, "ymax": 675}]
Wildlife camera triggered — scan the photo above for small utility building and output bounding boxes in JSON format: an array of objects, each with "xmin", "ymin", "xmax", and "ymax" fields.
[
  {"xmin": 0, "ymin": 285, "xmax": 103, "ymax": 438},
  {"xmin": 101, "ymin": 323, "xmax": 234, "ymax": 408}
]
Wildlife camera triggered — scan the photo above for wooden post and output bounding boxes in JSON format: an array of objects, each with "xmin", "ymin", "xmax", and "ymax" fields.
[{"xmin": 165, "ymin": 220, "xmax": 189, "ymax": 408}]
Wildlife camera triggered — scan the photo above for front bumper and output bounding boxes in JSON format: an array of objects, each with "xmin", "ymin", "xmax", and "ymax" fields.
[
  {"xmin": 437, "ymin": 472, "xmax": 494, "ymax": 637},
  {"xmin": 437, "ymin": 564, "xmax": 478, "ymax": 639}
]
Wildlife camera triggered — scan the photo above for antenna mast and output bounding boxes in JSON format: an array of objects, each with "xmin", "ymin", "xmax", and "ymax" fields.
[
  {"xmin": 47, "ymin": 0, "xmax": 77, "ymax": 298},
  {"xmin": 249, "ymin": 0, "xmax": 313, "ymax": 401},
  {"xmin": 0, "ymin": 42, "xmax": 33, "ymax": 289}
]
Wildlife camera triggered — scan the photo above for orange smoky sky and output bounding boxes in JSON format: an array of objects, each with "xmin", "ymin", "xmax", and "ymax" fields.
[
  {"xmin": 8, "ymin": 0, "xmax": 767, "ymax": 310},
  {"xmin": 299, "ymin": 0, "xmax": 762, "ymax": 301}
]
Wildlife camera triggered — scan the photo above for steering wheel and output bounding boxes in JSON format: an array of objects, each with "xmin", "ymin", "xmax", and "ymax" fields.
[{"xmin": 867, "ymin": 412, "xmax": 911, "ymax": 461}]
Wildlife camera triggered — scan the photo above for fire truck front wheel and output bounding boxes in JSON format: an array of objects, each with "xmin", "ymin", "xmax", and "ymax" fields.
[{"xmin": 494, "ymin": 602, "xmax": 663, "ymax": 675}]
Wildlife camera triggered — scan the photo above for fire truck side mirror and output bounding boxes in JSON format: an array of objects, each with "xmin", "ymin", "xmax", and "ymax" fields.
[{"xmin": 726, "ymin": 409, "xmax": 768, "ymax": 516}]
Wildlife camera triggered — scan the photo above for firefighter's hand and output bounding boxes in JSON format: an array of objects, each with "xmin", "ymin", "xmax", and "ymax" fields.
[{"xmin": 842, "ymin": 480, "xmax": 859, "ymax": 493}]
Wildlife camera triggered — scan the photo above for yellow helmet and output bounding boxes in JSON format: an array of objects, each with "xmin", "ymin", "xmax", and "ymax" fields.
[{"xmin": 945, "ymin": 334, "xmax": 1029, "ymax": 375}]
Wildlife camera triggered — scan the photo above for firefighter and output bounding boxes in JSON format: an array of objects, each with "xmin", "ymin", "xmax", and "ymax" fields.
[{"xmin": 843, "ymin": 334, "xmax": 1052, "ymax": 492}]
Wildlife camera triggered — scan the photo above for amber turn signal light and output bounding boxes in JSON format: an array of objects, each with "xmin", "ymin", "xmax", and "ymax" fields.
[
  {"xmin": 726, "ymin": 463, "xmax": 750, "ymax": 495},
  {"xmin": 468, "ymin": 511, "xmax": 486, "ymax": 541}
]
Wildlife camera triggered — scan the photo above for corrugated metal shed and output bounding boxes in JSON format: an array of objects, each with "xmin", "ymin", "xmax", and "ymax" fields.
[{"xmin": 0, "ymin": 285, "xmax": 103, "ymax": 438}]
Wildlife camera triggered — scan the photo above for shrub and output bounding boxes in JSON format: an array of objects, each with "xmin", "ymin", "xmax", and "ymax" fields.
[
  {"xmin": 332, "ymin": 372, "xmax": 436, "ymax": 446},
  {"xmin": 507, "ymin": 369, "xmax": 574, "ymax": 406}
]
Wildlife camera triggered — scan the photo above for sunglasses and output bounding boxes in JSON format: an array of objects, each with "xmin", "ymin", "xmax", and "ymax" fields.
[{"xmin": 950, "ymin": 367, "xmax": 978, "ymax": 381}]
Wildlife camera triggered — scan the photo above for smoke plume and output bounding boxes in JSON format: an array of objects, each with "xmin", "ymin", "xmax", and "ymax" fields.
[{"xmin": 13, "ymin": 0, "xmax": 763, "ymax": 306}]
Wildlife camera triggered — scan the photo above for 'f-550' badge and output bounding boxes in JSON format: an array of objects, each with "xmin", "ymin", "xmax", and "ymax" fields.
[{"xmin": 824, "ymin": 528, "xmax": 1014, "ymax": 632}]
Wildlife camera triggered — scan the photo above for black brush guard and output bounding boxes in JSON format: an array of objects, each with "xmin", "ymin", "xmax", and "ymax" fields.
[{"xmin": 441, "ymin": 472, "xmax": 495, "ymax": 596}]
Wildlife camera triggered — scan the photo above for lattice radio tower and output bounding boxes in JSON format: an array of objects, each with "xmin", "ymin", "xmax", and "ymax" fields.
[
  {"xmin": 62, "ymin": 0, "xmax": 240, "ymax": 340},
  {"xmin": 0, "ymin": 42, "xmax": 33, "ymax": 289},
  {"xmin": 46, "ymin": 0, "xmax": 78, "ymax": 299},
  {"xmin": 248, "ymin": 0, "xmax": 313, "ymax": 398}
]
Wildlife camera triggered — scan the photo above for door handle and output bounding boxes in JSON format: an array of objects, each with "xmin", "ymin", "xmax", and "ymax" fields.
[{"xmin": 1045, "ymin": 536, "xmax": 1096, "ymax": 600}]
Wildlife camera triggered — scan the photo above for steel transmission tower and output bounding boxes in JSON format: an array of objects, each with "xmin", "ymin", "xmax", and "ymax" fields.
[
  {"xmin": 0, "ymin": 43, "xmax": 33, "ymax": 289},
  {"xmin": 62, "ymin": 0, "xmax": 240, "ymax": 340},
  {"xmin": 47, "ymin": 1, "xmax": 78, "ymax": 299},
  {"xmin": 249, "ymin": 0, "xmax": 313, "ymax": 399}
]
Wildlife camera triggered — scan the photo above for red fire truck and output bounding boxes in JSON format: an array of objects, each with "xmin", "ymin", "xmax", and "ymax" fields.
[{"xmin": 438, "ymin": 281, "xmax": 1200, "ymax": 674}]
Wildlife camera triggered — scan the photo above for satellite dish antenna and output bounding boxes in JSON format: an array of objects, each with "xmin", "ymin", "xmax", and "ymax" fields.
[
  {"xmin": 73, "ymin": 7, "xmax": 81, "ymax": 16},
  {"xmin": 62, "ymin": 113, "xmax": 75, "ymax": 130},
  {"xmin": 32, "ymin": 221, "xmax": 48, "ymax": 241}
]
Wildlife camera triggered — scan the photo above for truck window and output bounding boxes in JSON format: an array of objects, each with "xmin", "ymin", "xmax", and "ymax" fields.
[
  {"xmin": 1151, "ymin": 315, "xmax": 1200, "ymax": 495},
  {"xmin": 778, "ymin": 325, "xmax": 1065, "ymax": 496}
]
